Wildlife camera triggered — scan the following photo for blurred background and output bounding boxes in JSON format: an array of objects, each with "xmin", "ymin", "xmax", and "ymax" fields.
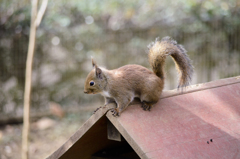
[{"xmin": 0, "ymin": 0, "xmax": 240, "ymax": 158}]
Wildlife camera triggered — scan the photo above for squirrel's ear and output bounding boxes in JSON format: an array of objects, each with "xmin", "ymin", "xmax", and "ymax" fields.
[
  {"xmin": 91, "ymin": 57, "xmax": 102, "ymax": 79},
  {"xmin": 92, "ymin": 57, "xmax": 97, "ymax": 67},
  {"xmin": 95, "ymin": 67, "xmax": 102, "ymax": 79}
]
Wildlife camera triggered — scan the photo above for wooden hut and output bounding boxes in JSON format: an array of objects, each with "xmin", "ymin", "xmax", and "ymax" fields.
[{"xmin": 47, "ymin": 76, "xmax": 240, "ymax": 159}]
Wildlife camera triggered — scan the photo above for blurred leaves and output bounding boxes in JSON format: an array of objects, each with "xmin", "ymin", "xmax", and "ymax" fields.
[{"xmin": 0, "ymin": 0, "xmax": 240, "ymax": 117}]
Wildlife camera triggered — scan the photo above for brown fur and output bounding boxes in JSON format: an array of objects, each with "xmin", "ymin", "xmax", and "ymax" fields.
[
  {"xmin": 148, "ymin": 36, "xmax": 193, "ymax": 88},
  {"xmin": 84, "ymin": 37, "xmax": 193, "ymax": 116}
]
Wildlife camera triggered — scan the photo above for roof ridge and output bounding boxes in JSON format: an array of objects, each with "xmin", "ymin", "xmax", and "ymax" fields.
[{"xmin": 161, "ymin": 76, "xmax": 240, "ymax": 99}]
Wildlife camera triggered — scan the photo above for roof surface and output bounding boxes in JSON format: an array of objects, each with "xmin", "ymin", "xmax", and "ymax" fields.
[{"xmin": 48, "ymin": 76, "xmax": 240, "ymax": 159}]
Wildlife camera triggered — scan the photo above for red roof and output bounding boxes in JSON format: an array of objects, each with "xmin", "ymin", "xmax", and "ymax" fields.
[{"xmin": 48, "ymin": 76, "xmax": 240, "ymax": 159}]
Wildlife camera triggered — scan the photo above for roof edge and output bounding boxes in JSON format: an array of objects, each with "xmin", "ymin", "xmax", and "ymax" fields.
[
  {"xmin": 46, "ymin": 104, "xmax": 115, "ymax": 159},
  {"xmin": 161, "ymin": 76, "xmax": 240, "ymax": 99},
  {"xmin": 106, "ymin": 112, "xmax": 149, "ymax": 159}
]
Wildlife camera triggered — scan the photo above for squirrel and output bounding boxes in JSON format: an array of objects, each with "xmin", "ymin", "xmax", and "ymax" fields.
[{"xmin": 84, "ymin": 36, "xmax": 193, "ymax": 116}]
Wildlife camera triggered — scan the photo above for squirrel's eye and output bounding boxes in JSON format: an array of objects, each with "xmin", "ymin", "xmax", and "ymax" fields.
[{"xmin": 90, "ymin": 81, "xmax": 95, "ymax": 86}]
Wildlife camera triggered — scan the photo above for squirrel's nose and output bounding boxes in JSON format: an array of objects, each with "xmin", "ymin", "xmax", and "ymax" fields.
[{"xmin": 84, "ymin": 90, "xmax": 88, "ymax": 94}]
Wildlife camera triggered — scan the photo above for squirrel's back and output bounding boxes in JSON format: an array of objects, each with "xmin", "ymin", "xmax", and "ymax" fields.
[
  {"xmin": 148, "ymin": 36, "xmax": 193, "ymax": 88},
  {"xmin": 108, "ymin": 64, "xmax": 163, "ymax": 97}
]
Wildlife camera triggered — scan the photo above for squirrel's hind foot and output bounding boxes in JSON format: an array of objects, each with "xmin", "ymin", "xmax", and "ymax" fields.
[{"xmin": 141, "ymin": 102, "xmax": 153, "ymax": 111}]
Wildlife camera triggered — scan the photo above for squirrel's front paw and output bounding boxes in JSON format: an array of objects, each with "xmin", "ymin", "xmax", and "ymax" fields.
[{"xmin": 111, "ymin": 108, "xmax": 120, "ymax": 117}]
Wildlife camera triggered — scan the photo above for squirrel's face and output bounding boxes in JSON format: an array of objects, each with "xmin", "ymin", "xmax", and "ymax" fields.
[{"xmin": 84, "ymin": 59, "xmax": 106, "ymax": 94}]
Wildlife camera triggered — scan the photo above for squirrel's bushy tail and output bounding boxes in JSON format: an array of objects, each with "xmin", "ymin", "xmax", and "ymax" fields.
[{"xmin": 148, "ymin": 36, "xmax": 194, "ymax": 88}]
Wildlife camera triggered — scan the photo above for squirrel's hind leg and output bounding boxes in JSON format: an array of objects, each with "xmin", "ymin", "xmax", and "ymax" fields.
[
  {"xmin": 140, "ymin": 93, "xmax": 160, "ymax": 111},
  {"xmin": 141, "ymin": 101, "xmax": 156, "ymax": 111}
]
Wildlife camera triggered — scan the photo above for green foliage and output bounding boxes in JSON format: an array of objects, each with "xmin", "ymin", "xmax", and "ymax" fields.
[{"xmin": 0, "ymin": 0, "xmax": 240, "ymax": 116}]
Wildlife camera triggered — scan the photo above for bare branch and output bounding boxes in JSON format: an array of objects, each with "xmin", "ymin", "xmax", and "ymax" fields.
[
  {"xmin": 35, "ymin": 0, "xmax": 48, "ymax": 27},
  {"xmin": 22, "ymin": 0, "xmax": 48, "ymax": 158}
]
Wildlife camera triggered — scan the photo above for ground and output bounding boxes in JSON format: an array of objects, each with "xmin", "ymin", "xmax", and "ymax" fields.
[{"xmin": 0, "ymin": 108, "xmax": 95, "ymax": 159}]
